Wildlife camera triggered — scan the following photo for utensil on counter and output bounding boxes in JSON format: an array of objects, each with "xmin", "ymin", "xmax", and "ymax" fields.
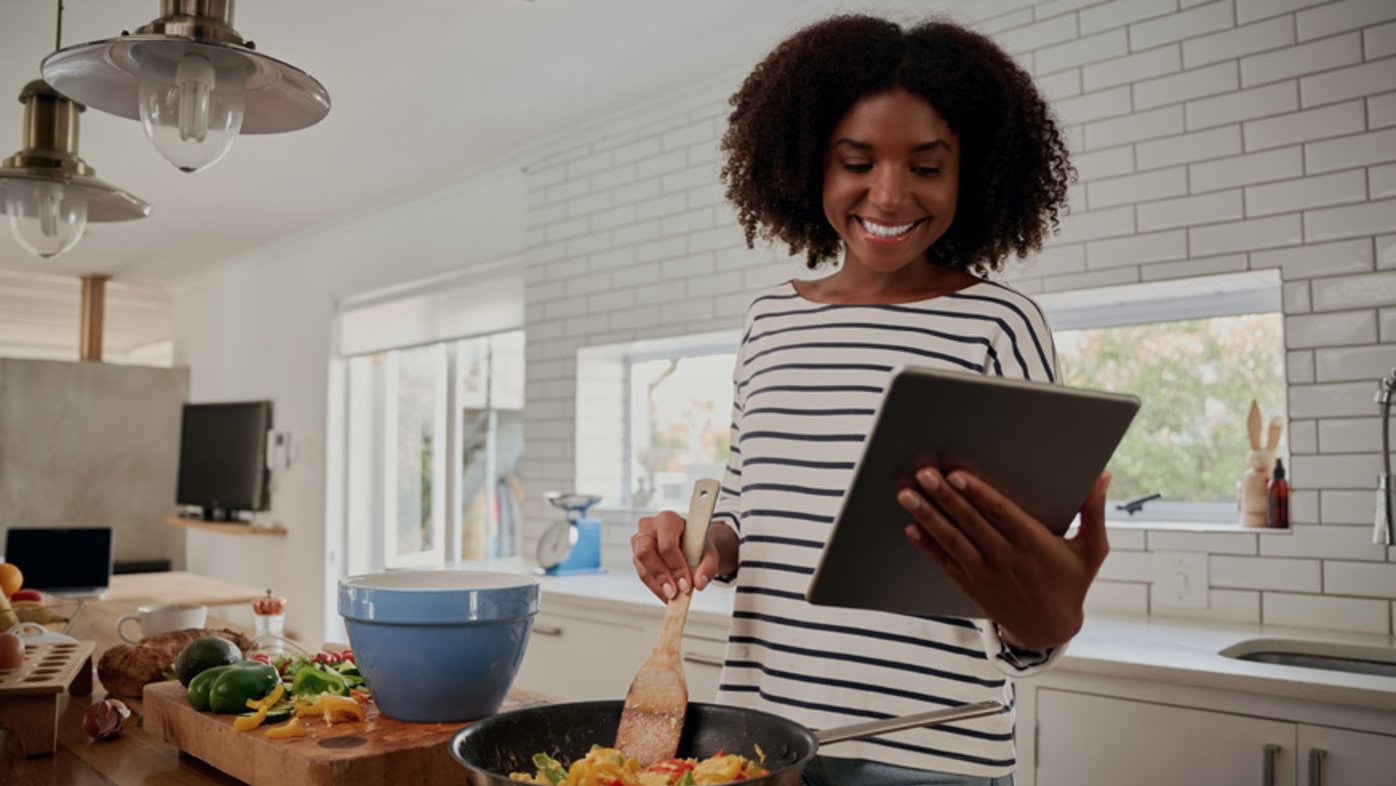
[
  {"xmin": 614, "ymin": 478, "xmax": 719, "ymax": 764},
  {"xmin": 450, "ymin": 698, "xmax": 1005, "ymax": 785}
]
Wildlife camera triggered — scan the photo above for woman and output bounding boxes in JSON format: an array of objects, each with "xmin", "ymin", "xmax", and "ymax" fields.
[{"xmin": 631, "ymin": 15, "xmax": 1109, "ymax": 786}]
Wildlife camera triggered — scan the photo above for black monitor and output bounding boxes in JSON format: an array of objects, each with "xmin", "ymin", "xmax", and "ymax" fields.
[{"xmin": 175, "ymin": 401, "xmax": 272, "ymax": 521}]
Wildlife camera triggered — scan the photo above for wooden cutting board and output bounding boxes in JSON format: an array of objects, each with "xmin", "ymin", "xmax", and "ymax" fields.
[{"xmin": 142, "ymin": 680, "xmax": 551, "ymax": 785}]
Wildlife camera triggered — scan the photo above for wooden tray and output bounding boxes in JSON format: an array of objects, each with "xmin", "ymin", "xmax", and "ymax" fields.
[
  {"xmin": 143, "ymin": 680, "xmax": 551, "ymax": 785},
  {"xmin": 0, "ymin": 640, "xmax": 95, "ymax": 755}
]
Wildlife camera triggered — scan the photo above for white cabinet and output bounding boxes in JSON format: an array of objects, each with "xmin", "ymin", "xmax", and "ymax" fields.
[
  {"xmin": 1035, "ymin": 689, "xmax": 1396, "ymax": 786},
  {"xmin": 515, "ymin": 608, "xmax": 650, "ymax": 700},
  {"xmin": 680, "ymin": 629, "xmax": 727, "ymax": 704},
  {"xmin": 1298, "ymin": 724, "xmax": 1396, "ymax": 786},
  {"xmin": 1036, "ymin": 689, "xmax": 1296, "ymax": 786},
  {"xmin": 515, "ymin": 595, "xmax": 732, "ymax": 703}
]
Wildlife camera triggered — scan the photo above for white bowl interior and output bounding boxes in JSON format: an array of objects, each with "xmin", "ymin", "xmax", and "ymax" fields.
[{"xmin": 341, "ymin": 570, "xmax": 537, "ymax": 592}]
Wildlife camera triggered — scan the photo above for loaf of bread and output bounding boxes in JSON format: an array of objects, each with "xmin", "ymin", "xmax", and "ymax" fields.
[{"xmin": 97, "ymin": 628, "xmax": 255, "ymax": 697}]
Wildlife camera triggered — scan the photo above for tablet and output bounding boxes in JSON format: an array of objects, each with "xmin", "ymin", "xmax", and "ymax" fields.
[{"xmin": 805, "ymin": 366, "xmax": 1140, "ymax": 619}]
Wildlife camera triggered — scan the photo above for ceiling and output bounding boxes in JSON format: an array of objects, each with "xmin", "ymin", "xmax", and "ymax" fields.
[{"xmin": 0, "ymin": 0, "xmax": 960, "ymax": 291}]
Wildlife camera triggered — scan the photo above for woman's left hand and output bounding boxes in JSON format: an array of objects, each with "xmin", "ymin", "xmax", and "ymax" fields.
[{"xmin": 899, "ymin": 468, "xmax": 1111, "ymax": 651}]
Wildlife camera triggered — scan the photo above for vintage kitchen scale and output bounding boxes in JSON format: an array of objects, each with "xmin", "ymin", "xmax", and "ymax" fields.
[{"xmin": 536, "ymin": 492, "xmax": 604, "ymax": 575}]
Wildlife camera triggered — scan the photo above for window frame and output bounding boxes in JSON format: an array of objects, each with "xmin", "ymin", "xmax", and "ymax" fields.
[{"xmin": 1037, "ymin": 269, "xmax": 1286, "ymax": 530}]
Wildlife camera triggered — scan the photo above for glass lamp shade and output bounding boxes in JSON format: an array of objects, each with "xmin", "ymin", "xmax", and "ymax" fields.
[
  {"xmin": 137, "ymin": 48, "xmax": 247, "ymax": 173},
  {"xmin": 4, "ymin": 178, "xmax": 88, "ymax": 259}
]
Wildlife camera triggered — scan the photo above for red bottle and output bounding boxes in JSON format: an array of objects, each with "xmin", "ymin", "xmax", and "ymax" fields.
[{"xmin": 1267, "ymin": 458, "xmax": 1289, "ymax": 528}]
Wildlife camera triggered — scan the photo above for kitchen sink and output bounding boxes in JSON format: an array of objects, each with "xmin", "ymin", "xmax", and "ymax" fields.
[{"xmin": 1220, "ymin": 638, "xmax": 1396, "ymax": 678}]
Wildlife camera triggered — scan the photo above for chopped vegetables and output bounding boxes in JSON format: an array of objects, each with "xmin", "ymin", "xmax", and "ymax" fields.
[
  {"xmin": 233, "ymin": 683, "xmax": 287, "ymax": 731},
  {"xmin": 510, "ymin": 745, "xmax": 768, "ymax": 785}
]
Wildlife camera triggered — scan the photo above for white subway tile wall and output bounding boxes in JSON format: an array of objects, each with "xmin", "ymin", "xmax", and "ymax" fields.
[{"xmin": 521, "ymin": 1, "xmax": 1396, "ymax": 635}]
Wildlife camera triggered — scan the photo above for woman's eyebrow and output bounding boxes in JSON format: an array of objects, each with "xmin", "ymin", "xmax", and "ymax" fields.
[{"xmin": 833, "ymin": 138, "xmax": 952, "ymax": 152}]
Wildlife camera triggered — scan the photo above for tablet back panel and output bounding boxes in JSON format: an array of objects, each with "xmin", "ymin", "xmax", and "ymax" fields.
[{"xmin": 806, "ymin": 366, "xmax": 1139, "ymax": 619}]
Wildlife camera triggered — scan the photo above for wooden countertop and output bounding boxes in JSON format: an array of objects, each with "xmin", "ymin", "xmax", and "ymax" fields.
[{"xmin": 103, "ymin": 572, "xmax": 269, "ymax": 607}]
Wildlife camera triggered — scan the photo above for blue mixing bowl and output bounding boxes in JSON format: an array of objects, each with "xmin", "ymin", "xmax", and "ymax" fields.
[{"xmin": 338, "ymin": 570, "xmax": 540, "ymax": 722}]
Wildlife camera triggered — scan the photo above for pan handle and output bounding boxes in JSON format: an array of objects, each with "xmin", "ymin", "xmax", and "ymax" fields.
[{"xmin": 813, "ymin": 700, "xmax": 1005, "ymax": 746}]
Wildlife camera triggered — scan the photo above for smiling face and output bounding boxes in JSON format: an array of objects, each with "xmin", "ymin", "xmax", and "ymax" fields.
[{"xmin": 822, "ymin": 89, "xmax": 961, "ymax": 278}]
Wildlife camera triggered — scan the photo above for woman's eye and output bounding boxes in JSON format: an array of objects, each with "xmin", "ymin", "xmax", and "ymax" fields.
[
  {"xmin": 841, "ymin": 163, "xmax": 872, "ymax": 173},
  {"xmin": 912, "ymin": 167, "xmax": 942, "ymax": 176}
]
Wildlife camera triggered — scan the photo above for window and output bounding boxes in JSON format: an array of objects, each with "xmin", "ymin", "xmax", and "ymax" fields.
[
  {"xmin": 627, "ymin": 352, "xmax": 735, "ymax": 511},
  {"xmin": 575, "ymin": 331, "xmax": 738, "ymax": 511},
  {"xmin": 336, "ymin": 261, "xmax": 526, "ymax": 572},
  {"xmin": 344, "ymin": 329, "xmax": 525, "ymax": 569},
  {"xmin": 1040, "ymin": 270, "xmax": 1286, "ymax": 527}
]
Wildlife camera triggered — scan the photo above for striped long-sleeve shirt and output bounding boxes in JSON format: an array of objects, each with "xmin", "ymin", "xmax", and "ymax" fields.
[{"xmin": 711, "ymin": 279, "xmax": 1062, "ymax": 778}]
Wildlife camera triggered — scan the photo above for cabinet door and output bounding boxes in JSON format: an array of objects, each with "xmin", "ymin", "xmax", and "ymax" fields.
[
  {"xmin": 680, "ymin": 634, "xmax": 726, "ymax": 703},
  {"xmin": 515, "ymin": 610, "xmax": 649, "ymax": 700},
  {"xmin": 1036, "ymin": 689, "xmax": 1296, "ymax": 786},
  {"xmin": 1299, "ymin": 725, "xmax": 1396, "ymax": 786}
]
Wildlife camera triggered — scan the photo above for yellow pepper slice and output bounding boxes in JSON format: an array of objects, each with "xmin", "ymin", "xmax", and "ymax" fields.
[
  {"xmin": 233, "ymin": 704, "xmax": 268, "ymax": 732},
  {"xmin": 293, "ymin": 693, "xmax": 365, "ymax": 725},
  {"xmin": 233, "ymin": 683, "xmax": 286, "ymax": 732},
  {"xmin": 264, "ymin": 716, "xmax": 307, "ymax": 739},
  {"xmin": 243, "ymin": 683, "xmax": 286, "ymax": 712}
]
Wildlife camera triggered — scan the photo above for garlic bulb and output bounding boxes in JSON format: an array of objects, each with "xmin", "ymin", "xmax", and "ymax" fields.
[{"xmin": 83, "ymin": 698, "xmax": 132, "ymax": 741}]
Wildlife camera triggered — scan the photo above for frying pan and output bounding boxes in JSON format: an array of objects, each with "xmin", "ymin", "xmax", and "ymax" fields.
[{"xmin": 449, "ymin": 698, "xmax": 1004, "ymax": 785}]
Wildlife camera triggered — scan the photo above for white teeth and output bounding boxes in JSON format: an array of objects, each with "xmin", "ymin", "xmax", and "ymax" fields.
[{"xmin": 860, "ymin": 218, "xmax": 916, "ymax": 237}]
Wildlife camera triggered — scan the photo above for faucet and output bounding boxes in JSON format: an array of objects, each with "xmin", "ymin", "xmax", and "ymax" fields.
[{"xmin": 1377, "ymin": 367, "xmax": 1396, "ymax": 545}]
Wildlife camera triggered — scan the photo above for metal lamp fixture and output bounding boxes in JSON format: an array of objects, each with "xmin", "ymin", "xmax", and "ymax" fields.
[
  {"xmin": 41, "ymin": 0, "xmax": 331, "ymax": 174},
  {"xmin": 0, "ymin": 80, "xmax": 151, "ymax": 259}
]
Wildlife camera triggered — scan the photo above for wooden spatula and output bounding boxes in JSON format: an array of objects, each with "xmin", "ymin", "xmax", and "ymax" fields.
[{"xmin": 614, "ymin": 478, "xmax": 720, "ymax": 765}]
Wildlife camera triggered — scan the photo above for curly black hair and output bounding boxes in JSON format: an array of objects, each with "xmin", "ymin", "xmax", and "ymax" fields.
[{"xmin": 720, "ymin": 15, "xmax": 1074, "ymax": 275}]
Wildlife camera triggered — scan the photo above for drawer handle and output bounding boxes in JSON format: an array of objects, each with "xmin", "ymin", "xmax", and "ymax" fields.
[
  {"xmin": 1309, "ymin": 748, "xmax": 1327, "ymax": 786},
  {"xmin": 533, "ymin": 625, "xmax": 563, "ymax": 636},
  {"xmin": 1263, "ymin": 744, "xmax": 1281, "ymax": 786},
  {"xmin": 681, "ymin": 652, "xmax": 724, "ymax": 668}
]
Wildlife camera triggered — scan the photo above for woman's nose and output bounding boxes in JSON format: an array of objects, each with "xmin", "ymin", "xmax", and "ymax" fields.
[{"xmin": 867, "ymin": 168, "xmax": 909, "ymax": 211}]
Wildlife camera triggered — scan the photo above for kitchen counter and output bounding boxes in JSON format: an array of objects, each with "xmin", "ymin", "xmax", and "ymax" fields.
[{"xmin": 469, "ymin": 558, "xmax": 1396, "ymax": 712}]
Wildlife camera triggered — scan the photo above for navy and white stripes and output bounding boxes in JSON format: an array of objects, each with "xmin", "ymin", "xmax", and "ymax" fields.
[{"xmin": 711, "ymin": 280, "xmax": 1060, "ymax": 778}]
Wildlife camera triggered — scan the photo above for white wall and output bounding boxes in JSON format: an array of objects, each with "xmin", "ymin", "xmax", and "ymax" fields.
[
  {"xmin": 172, "ymin": 164, "xmax": 527, "ymax": 641},
  {"xmin": 518, "ymin": 0, "xmax": 1396, "ymax": 636}
]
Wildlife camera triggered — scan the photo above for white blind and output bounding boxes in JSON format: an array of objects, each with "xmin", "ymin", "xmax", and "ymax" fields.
[{"xmin": 336, "ymin": 261, "xmax": 524, "ymax": 357}]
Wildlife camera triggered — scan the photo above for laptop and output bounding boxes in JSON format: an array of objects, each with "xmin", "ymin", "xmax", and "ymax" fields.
[{"xmin": 3, "ymin": 527, "xmax": 114, "ymax": 598}]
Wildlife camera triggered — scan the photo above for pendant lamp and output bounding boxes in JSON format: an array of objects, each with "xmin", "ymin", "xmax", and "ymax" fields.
[
  {"xmin": 41, "ymin": 0, "xmax": 331, "ymax": 174},
  {"xmin": 0, "ymin": 81, "xmax": 151, "ymax": 259}
]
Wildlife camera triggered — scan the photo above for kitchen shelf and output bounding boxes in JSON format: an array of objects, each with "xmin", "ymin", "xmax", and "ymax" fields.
[{"xmin": 164, "ymin": 516, "xmax": 286, "ymax": 537}]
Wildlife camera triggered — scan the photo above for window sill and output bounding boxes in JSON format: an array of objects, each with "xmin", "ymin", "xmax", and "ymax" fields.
[{"xmin": 1106, "ymin": 518, "xmax": 1289, "ymax": 534}]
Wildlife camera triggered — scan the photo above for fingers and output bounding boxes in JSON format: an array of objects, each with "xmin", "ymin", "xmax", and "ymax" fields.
[
  {"xmin": 908, "ymin": 467, "xmax": 1014, "ymax": 564},
  {"xmin": 630, "ymin": 518, "xmax": 670, "ymax": 601},
  {"xmin": 1072, "ymin": 470, "xmax": 1112, "ymax": 568},
  {"xmin": 935, "ymin": 469, "xmax": 1038, "ymax": 546},
  {"xmin": 630, "ymin": 511, "xmax": 693, "ymax": 601},
  {"xmin": 898, "ymin": 482, "xmax": 985, "ymax": 573},
  {"xmin": 904, "ymin": 523, "xmax": 969, "ymax": 590},
  {"xmin": 694, "ymin": 540, "xmax": 721, "ymax": 592}
]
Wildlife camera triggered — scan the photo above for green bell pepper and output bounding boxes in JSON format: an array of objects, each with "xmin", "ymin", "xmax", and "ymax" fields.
[
  {"xmin": 290, "ymin": 664, "xmax": 350, "ymax": 697},
  {"xmin": 186, "ymin": 661, "xmax": 279, "ymax": 714}
]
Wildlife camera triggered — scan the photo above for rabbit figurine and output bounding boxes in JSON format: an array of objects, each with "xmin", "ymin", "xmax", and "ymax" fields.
[{"xmin": 1239, "ymin": 399, "xmax": 1284, "ymax": 527}]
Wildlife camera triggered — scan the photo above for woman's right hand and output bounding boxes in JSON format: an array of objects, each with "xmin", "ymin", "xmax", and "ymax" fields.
[{"xmin": 631, "ymin": 510, "xmax": 725, "ymax": 602}]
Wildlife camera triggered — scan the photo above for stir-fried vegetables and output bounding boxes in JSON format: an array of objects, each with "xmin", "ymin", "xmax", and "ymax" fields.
[{"xmin": 510, "ymin": 744, "xmax": 767, "ymax": 785}]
